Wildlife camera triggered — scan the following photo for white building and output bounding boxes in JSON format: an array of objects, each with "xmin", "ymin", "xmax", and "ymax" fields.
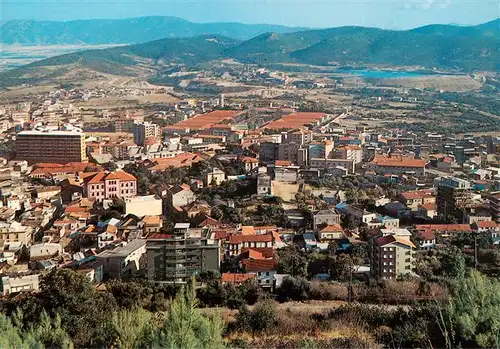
[{"xmin": 125, "ymin": 195, "xmax": 163, "ymax": 217}]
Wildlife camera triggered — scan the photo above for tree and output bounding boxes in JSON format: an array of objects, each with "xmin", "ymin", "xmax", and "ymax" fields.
[
  {"xmin": 438, "ymin": 246, "xmax": 466, "ymax": 279},
  {"xmin": 276, "ymin": 277, "xmax": 310, "ymax": 302},
  {"xmin": 111, "ymin": 308, "xmax": 154, "ymax": 349},
  {"xmin": 276, "ymin": 246, "xmax": 308, "ymax": 278},
  {"xmin": 155, "ymin": 278, "xmax": 225, "ymax": 349}
]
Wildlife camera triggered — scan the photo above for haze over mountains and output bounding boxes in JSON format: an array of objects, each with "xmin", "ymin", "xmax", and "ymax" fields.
[
  {"xmin": 1, "ymin": 18, "xmax": 499, "ymax": 87},
  {"xmin": 0, "ymin": 16, "xmax": 305, "ymax": 44}
]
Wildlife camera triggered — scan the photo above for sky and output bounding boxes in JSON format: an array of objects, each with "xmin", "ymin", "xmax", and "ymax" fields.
[{"xmin": 2, "ymin": 0, "xmax": 499, "ymax": 29}]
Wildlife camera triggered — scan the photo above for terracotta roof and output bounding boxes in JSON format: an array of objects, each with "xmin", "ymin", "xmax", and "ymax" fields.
[
  {"xmin": 241, "ymin": 226, "xmax": 256, "ymax": 235},
  {"xmin": 240, "ymin": 247, "xmax": 274, "ymax": 259},
  {"xmin": 221, "ymin": 273, "xmax": 256, "ymax": 283},
  {"xmin": 241, "ymin": 258, "xmax": 277, "ymax": 272},
  {"xmin": 375, "ymin": 235, "xmax": 415, "ymax": 248},
  {"xmin": 104, "ymin": 170, "xmax": 136, "ymax": 181},
  {"xmin": 475, "ymin": 221, "xmax": 498, "ymax": 229},
  {"xmin": 415, "ymin": 224, "xmax": 472, "ymax": 232},
  {"xmin": 372, "ymin": 156, "xmax": 426, "ymax": 168},
  {"xmin": 401, "ymin": 189, "xmax": 435, "ymax": 200},
  {"xmin": 340, "ymin": 145, "xmax": 362, "ymax": 151},
  {"xmin": 229, "ymin": 233, "xmax": 273, "ymax": 244},
  {"xmin": 419, "ymin": 203, "xmax": 437, "ymax": 211},
  {"xmin": 241, "ymin": 156, "xmax": 258, "ymax": 163},
  {"xmin": 275, "ymin": 160, "xmax": 292, "ymax": 167},
  {"xmin": 417, "ymin": 230, "xmax": 436, "ymax": 241},
  {"xmin": 263, "ymin": 112, "xmax": 325, "ymax": 130},
  {"xmin": 320, "ymin": 224, "xmax": 343, "ymax": 232}
]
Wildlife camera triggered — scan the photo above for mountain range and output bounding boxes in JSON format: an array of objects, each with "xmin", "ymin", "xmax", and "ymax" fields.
[
  {"xmin": 1, "ymin": 19, "xmax": 499, "ymax": 87},
  {"xmin": 0, "ymin": 16, "xmax": 304, "ymax": 44}
]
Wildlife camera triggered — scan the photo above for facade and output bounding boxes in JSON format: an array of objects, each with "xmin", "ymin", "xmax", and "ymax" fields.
[
  {"xmin": 318, "ymin": 224, "xmax": 344, "ymax": 241},
  {"xmin": 15, "ymin": 130, "xmax": 87, "ymax": 164},
  {"xmin": 205, "ymin": 168, "xmax": 226, "ymax": 186},
  {"xmin": 437, "ymin": 177, "xmax": 472, "ymax": 220},
  {"xmin": 1, "ymin": 275, "xmax": 40, "ymax": 296},
  {"xmin": 166, "ymin": 185, "xmax": 196, "ymax": 207},
  {"xmin": 372, "ymin": 235, "xmax": 415, "ymax": 279},
  {"xmin": 257, "ymin": 175, "xmax": 273, "ymax": 196},
  {"xmin": 125, "ymin": 195, "xmax": 163, "ymax": 217},
  {"xmin": 313, "ymin": 209, "xmax": 341, "ymax": 230},
  {"xmin": 0, "ymin": 221, "xmax": 33, "ymax": 248},
  {"xmin": 309, "ymin": 158, "xmax": 355, "ymax": 173},
  {"xmin": 240, "ymin": 259, "xmax": 277, "ymax": 289},
  {"xmin": 96, "ymin": 239, "xmax": 147, "ymax": 278},
  {"xmin": 84, "ymin": 170, "xmax": 137, "ymax": 201},
  {"xmin": 337, "ymin": 145, "xmax": 363, "ymax": 165},
  {"xmin": 399, "ymin": 189, "xmax": 436, "ymax": 211},
  {"xmin": 146, "ymin": 223, "xmax": 221, "ymax": 283},
  {"xmin": 132, "ymin": 122, "xmax": 161, "ymax": 146},
  {"xmin": 307, "ymin": 141, "xmax": 334, "ymax": 164},
  {"xmin": 490, "ymin": 192, "xmax": 500, "ymax": 223}
]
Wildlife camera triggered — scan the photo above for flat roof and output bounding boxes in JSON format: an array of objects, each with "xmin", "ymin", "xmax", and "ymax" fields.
[
  {"xmin": 18, "ymin": 130, "xmax": 83, "ymax": 136},
  {"xmin": 175, "ymin": 223, "xmax": 190, "ymax": 229},
  {"xmin": 97, "ymin": 239, "xmax": 146, "ymax": 258}
]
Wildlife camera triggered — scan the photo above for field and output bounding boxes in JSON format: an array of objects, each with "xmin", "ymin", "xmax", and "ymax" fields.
[{"xmin": 272, "ymin": 181, "xmax": 300, "ymax": 202}]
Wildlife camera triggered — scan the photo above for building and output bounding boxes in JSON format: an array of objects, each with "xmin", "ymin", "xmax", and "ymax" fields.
[
  {"xmin": 205, "ymin": 168, "xmax": 226, "ymax": 186},
  {"xmin": 369, "ymin": 156, "xmax": 426, "ymax": 177},
  {"xmin": 313, "ymin": 209, "xmax": 341, "ymax": 230},
  {"xmin": 166, "ymin": 184, "xmax": 196, "ymax": 208},
  {"xmin": 240, "ymin": 258, "xmax": 277, "ymax": 289},
  {"xmin": 257, "ymin": 175, "xmax": 273, "ymax": 196},
  {"xmin": 318, "ymin": 224, "xmax": 344, "ymax": 241},
  {"xmin": 437, "ymin": 177, "xmax": 472, "ymax": 220},
  {"xmin": 125, "ymin": 195, "xmax": 163, "ymax": 217},
  {"xmin": 336, "ymin": 145, "xmax": 363, "ymax": 165},
  {"xmin": 96, "ymin": 239, "xmax": 147, "ymax": 278},
  {"xmin": 308, "ymin": 141, "xmax": 334, "ymax": 164},
  {"xmin": 114, "ymin": 118, "xmax": 135, "ymax": 133},
  {"xmin": 1, "ymin": 275, "xmax": 40, "ymax": 296},
  {"xmin": 490, "ymin": 192, "xmax": 500, "ymax": 223},
  {"xmin": 15, "ymin": 130, "xmax": 87, "ymax": 164},
  {"xmin": 399, "ymin": 189, "xmax": 436, "ymax": 211},
  {"xmin": 372, "ymin": 235, "xmax": 415, "ymax": 279},
  {"xmin": 0, "ymin": 221, "xmax": 33, "ymax": 248},
  {"xmin": 146, "ymin": 223, "xmax": 221, "ymax": 283},
  {"xmin": 241, "ymin": 157, "xmax": 259, "ymax": 173},
  {"xmin": 84, "ymin": 170, "xmax": 137, "ymax": 201},
  {"xmin": 132, "ymin": 122, "xmax": 161, "ymax": 146}
]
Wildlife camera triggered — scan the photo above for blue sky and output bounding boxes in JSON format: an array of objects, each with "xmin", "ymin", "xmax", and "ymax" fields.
[{"xmin": 2, "ymin": 0, "xmax": 499, "ymax": 29}]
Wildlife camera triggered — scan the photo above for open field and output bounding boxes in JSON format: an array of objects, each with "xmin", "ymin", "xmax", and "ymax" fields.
[{"xmin": 272, "ymin": 181, "xmax": 300, "ymax": 202}]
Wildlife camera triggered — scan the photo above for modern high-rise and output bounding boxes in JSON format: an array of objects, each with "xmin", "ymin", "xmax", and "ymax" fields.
[
  {"xmin": 437, "ymin": 177, "xmax": 472, "ymax": 220},
  {"xmin": 132, "ymin": 122, "xmax": 160, "ymax": 146},
  {"xmin": 15, "ymin": 130, "xmax": 87, "ymax": 164},
  {"xmin": 146, "ymin": 223, "xmax": 220, "ymax": 283}
]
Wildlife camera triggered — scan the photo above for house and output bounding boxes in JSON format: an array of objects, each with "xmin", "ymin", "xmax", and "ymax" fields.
[
  {"xmin": 241, "ymin": 157, "xmax": 259, "ymax": 173},
  {"xmin": 1, "ymin": 274, "xmax": 40, "ymax": 296},
  {"xmin": 257, "ymin": 175, "xmax": 273, "ymax": 196},
  {"xmin": 417, "ymin": 204, "xmax": 438, "ymax": 219},
  {"xmin": 30, "ymin": 243, "xmax": 63, "ymax": 261},
  {"xmin": 96, "ymin": 239, "xmax": 147, "ymax": 279},
  {"xmin": 221, "ymin": 272, "xmax": 257, "ymax": 285},
  {"xmin": 228, "ymin": 233, "xmax": 274, "ymax": 257},
  {"xmin": 318, "ymin": 224, "xmax": 344, "ymax": 241},
  {"xmin": 83, "ymin": 170, "xmax": 137, "ymax": 201},
  {"xmin": 335, "ymin": 203, "xmax": 377, "ymax": 224},
  {"xmin": 472, "ymin": 221, "xmax": 500, "ymax": 242},
  {"xmin": 76, "ymin": 260, "xmax": 104, "ymax": 283},
  {"xmin": 369, "ymin": 156, "xmax": 426, "ymax": 178},
  {"xmin": 414, "ymin": 224, "xmax": 473, "ymax": 238},
  {"xmin": 366, "ymin": 215, "xmax": 400, "ymax": 229},
  {"xmin": 399, "ymin": 189, "xmax": 435, "ymax": 211},
  {"xmin": 166, "ymin": 184, "xmax": 196, "ymax": 208},
  {"xmin": 313, "ymin": 209, "xmax": 341, "ymax": 230},
  {"xmin": 240, "ymin": 258, "xmax": 277, "ymax": 289},
  {"xmin": 205, "ymin": 168, "xmax": 226, "ymax": 186},
  {"xmin": 416, "ymin": 229, "xmax": 436, "ymax": 250}
]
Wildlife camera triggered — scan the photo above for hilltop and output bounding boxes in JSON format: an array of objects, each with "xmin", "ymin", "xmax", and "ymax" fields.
[
  {"xmin": 1, "ymin": 19, "xmax": 499, "ymax": 87},
  {"xmin": 0, "ymin": 16, "xmax": 304, "ymax": 44}
]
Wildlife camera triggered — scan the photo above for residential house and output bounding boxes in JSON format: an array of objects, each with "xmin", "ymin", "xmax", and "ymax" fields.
[
  {"xmin": 96, "ymin": 239, "xmax": 147, "ymax": 279},
  {"xmin": 221, "ymin": 272, "xmax": 257, "ymax": 285},
  {"xmin": 228, "ymin": 233, "xmax": 274, "ymax": 257},
  {"xmin": 125, "ymin": 195, "xmax": 163, "ymax": 217},
  {"xmin": 240, "ymin": 258, "xmax": 277, "ymax": 289},
  {"xmin": 166, "ymin": 184, "xmax": 196, "ymax": 208},
  {"xmin": 313, "ymin": 209, "xmax": 341, "ymax": 230},
  {"xmin": 318, "ymin": 224, "xmax": 344, "ymax": 241},
  {"xmin": 205, "ymin": 168, "xmax": 226, "ymax": 186},
  {"xmin": 399, "ymin": 189, "xmax": 436, "ymax": 211},
  {"xmin": 1, "ymin": 275, "xmax": 40, "ymax": 296},
  {"xmin": 84, "ymin": 170, "xmax": 137, "ymax": 201}
]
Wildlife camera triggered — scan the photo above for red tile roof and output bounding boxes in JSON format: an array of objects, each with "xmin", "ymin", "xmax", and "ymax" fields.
[
  {"xmin": 320, "ymin": 224, "xmax": 343, "ymax": 232},
  {"xmin": 401, "ymin": 189, "xmax": 435, "ymax": 200},
  {"xmin": 375, "ymin": 235, "xmax": 415, "ymax": 248},
  {"xmin": 372, "ymin": 156, "xmax": 426, "ymax": 168},
  {"xmin": 240, "ymin": 247, "xmax": 274, "ymax": 259},
  {"xmin": 229, "ymin": 233, "xmax": 273, "ymax": 244},
  {"xmin": 85, "ymin": 170, "xmax": 136, "ymax": 184},
  {"xmin": 241, "ymin": 258, "xmax": 277, "ymax": 272},
  {"xmin": 475, "ymin": 221, "xmax": 498, "ymax": 229},
  {"xmin": 221, "ymin": 273, "xmax": 256, "ymax": 284},
  {"xmin": 417, "ymin": 229, "xmax": 436, "ymax": 241},
  {"xmin": 415, "ymin": 224, "xmax": 472, "ymax": 232}
]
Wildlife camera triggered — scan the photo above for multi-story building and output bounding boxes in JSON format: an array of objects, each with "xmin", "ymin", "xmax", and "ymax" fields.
[
  {"xmin": 313, "ymin": 209, "xmax": 341, "ymax": 230},
  {"xmin": 336, "ymin": 145, "xmax": 363, "ymax": 165},
  {"xmin": 399, "ymin": 189, "xmax": 436, "ymax": 211},
  {"xmin": 286, "ymin": 128, "xmax": 313, "ymax": 146},
  {"xmin": 278, "ymin": 142, "xmax": 301, "ymax": 165},
  {"xmin": 132, "ymin": 122, "xmax": 161, "ymax": 146},
  {"xmin": 307, "ymin": 140, "xmax": 334, "ymax": 163},
  {"xmin": 15, "ymin": 130, "xmax": 87, "ymax": 164},
  {"xmin": 369, "ymin": 156, "xmax": 426, "ymax": 177},
  {"xmin": 490, "ymin": 192, "xmax": 500, "ymax": 223},
  {"xmin": 437, "ymin": 177, "xmax": 472, "ymax": 220},
  {"xmin": 96, "ymin": 239, "xmax": 147, "ymax": 278},
  {"xmin": 146, "ymin": 223, "xmax": 220, "ymax": 283},
  {"xmin": 115, "ymin": 118, "xmax": 135, "ymax": 133},
  {"xmin": 372, "ymin": 234, "xmax": 415, "ymax": 279},
  {"xmin": 83, "ymin": 170, "xmax": 137, "ymax": 201}
]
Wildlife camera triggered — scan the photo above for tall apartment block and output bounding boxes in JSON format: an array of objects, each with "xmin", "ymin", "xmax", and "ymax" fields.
[
  {"xmin": 15, "ymin": 130, "xmax": 87, "ymax": 164},
  {"xmin": 132, "ymin": 122, "xmax": 160, "ymax": 146},
  {"xmin": 372, "ymin": 234, "xmax": 415, "ymax": 279},
  {"xmin": 146, "ymin": 223, "xmax": 220, "ymax": 283},
  {"xmin": 437, "ymin": 177, "xmax": 472, "ymax": 220},
  {"xmin": 490, "ymin": 192, "xmax": 500, "ymax": 223}
]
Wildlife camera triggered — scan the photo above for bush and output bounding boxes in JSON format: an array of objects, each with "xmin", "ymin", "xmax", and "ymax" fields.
[{"xmin": 276, "ymin": 277, "xmax": 310, "ymax": 302}]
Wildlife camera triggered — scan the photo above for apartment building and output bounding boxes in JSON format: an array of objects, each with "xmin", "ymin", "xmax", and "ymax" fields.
[
  {"xmin": 490, "ymin": 192, "xmax": 500, "ymax": 223},
  {"xmin": 15, "ymin": 130, "xmax": 87, "ymax": 164},
  {"xmin": 96, "ymin": 239, "xmax": 147, "ymax": 278},
  {"xmin": 83, "ymin": 170, "xmax": 137, "ymax": 201},
  {"xmin": 146, "ymin": 223, "xmax": 220, "ymax": 283},
  {"xmin": 437, "ymin": 177, "xmax": 472, "ymax": 220},
  {"xmin": 336, "ymin": 145, "xmax": 363, "ymax": 165},
  {"xmin": 372, "ymin": 234, "xmax": 415, "ymax": 279},
  {"xmin": 132, "ymin": 122, "xmax": 161, "ymax": 146}
]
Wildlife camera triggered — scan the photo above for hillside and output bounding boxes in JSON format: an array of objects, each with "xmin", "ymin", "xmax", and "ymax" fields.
[
  {"xmin": 0, "ymin": 16, "xmax": 304, "ymax": 44},
  {"xmin": 1, "ymin": 20, "xmax": 499, "ymax": 87}
]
